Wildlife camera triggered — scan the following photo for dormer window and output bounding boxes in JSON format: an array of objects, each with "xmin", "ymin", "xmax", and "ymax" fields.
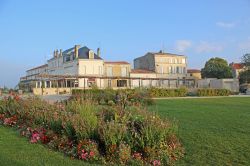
[{"xmin": 89, "ymin": 50, "xmax": 94, "ymax": 59}]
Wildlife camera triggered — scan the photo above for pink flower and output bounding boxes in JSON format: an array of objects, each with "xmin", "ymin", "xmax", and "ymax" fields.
[
  {"xmin": 89, "ymin": 151, "xmax": 95, "ymax": 157},
  {"xmin": 30, "ymin": 133, "xmax": 40, "ymax": 143},
  {"xmin": 153, "ymin": 160, "xmax": 161, "ymax": 166},
  {"xmin": 81, "ymin": 152, "xmax": 88, "ymax": 160}
]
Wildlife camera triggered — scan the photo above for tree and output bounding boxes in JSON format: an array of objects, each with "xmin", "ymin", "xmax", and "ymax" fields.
[
  {"xmin": 239, "ymin": 70, "xmax": 250, "ymax": 84},
  {"xmin": 239, "ymin": 53, "xmax": 250, "ymax": 84},
  {"xmin": 241, "ymin": 53, "xmax": 250, "ymax": 68},
  {"xmin": 201, "ymin": 57, "xmax": 233, "ymax": 79}
]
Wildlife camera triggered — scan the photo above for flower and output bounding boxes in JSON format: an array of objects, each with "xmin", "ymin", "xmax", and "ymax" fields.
[
  {"xmin": 89, "ymin": 151, "xmax": 95, "ymax": 157},
  {"xmin": 153, "ymin": 160, "xmax": 161, "ymax": 166},
  {"xmin": 30, "ymin": 132, "xmax": 40, "ymax": 143},
  {"xmin": 80, "ymin": 152, "xmax": 88, "ymax": 160}
]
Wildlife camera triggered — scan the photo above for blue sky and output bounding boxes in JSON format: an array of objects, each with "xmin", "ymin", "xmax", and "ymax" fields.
[{"xmin": 0, "ymin": 0, "xmax": 250, "ymax": 88}]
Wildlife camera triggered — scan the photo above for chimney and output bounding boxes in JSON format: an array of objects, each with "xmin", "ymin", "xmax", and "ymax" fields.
[
  {"xmin": 97, "ymin": 48, "xmax": 100, "ymax": 57},
  {"xmin": 60, "ymin": 49, "xmax": 62, "ymax": 57},
  {"xmin": 75, "ymin": 45, "xmax": 80, "ymax": 58},
  {"xmin": 56, "ymin": 49, "xmax": 59, "ymax": 57}
]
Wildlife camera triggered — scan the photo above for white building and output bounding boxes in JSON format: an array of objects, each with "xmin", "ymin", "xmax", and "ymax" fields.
[{"xmin": 19, "ymin": 45, "xmax": 195, "ymax": 94}]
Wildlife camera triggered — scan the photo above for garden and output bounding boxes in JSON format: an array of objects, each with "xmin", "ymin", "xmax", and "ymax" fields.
[
  {"xmin": 0, "ymin": 89, "xmax": 184, "ymax": 165},
  {"xmin": 0, "ymin": 88, "xmax": 248, "ymax": 166}
]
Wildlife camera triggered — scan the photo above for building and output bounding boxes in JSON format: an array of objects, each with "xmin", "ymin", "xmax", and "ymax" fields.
[
  {"xmin": 104, "ymin": 61, "xmax": 131, "ymax": 88},
  {"xmin": 130, "ymin": 69, "xmax": 157, "ymax": 87},
  {"xmin": 187, "ymin": 69, "xmax": 201, "ymax": 79},
  {"xmin": 133, "ymin": 51, "xmax": 188, "ymax": 87},
  {"xmin": 20, "ymin": 45, "xmax": 196, "ymax": 95},
  {"xmin": 134, "ymin": 51, "xmax": 187, "ymax": 77},
  {"xmin": 19, "ymin": 64, "xmax": 48, "ymax": 91},
  {"xmin": 230, "ymin": 63, "xmax": 246, "ymax": 78}
]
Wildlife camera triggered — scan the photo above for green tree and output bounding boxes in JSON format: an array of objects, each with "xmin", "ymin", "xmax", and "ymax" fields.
[
  {"xmin": 239, "ymin": 53, "xmax": 250, "ymax": 84},
  {"xmin": 241, "ymin": 53, "xmax": 250, "ymax": 68},
  {"xmin": 201, "ymin": 57, "xmax": 233, "ymax": 79}
]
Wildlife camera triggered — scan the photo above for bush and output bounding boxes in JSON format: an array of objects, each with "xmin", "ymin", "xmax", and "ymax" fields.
[
  {"xmin": 0, "ymin": 91, "xmax": 183, "ymax": 165},
  {"xmin": 149, "ymin": 87, "xmax": 188, "ymax": 97},
  {"xmin": 197, "ymin": 89, "xmax": 231, "ymax": 96}
]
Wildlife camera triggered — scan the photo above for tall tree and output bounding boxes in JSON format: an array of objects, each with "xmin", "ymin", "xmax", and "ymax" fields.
[
  {"xmin": 239, "ymin": 53, "xmax": 250, "ymax": 84},
  {"xmin": 241, "ymin": 53, "xmax": 250, "ymax": 68},
  {"xmin": 201, "ymin": 57, "xmax": 233, "ymax": 79}
]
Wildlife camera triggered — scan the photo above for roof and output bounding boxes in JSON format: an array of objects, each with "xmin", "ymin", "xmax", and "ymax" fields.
[
  {"xmin": 104, "ymin": 61, "xmax": 130, "ymax": 65},
  {"xmin": 187, "ymin": 69, "xmax": 201, "ymax": 73},
  {"xmin": 134, "ymin": 51, "xmax": 185, "ymax": 60},
  {"xmin": 151, "ymin": 52, "xmax": 185, "ymax": 57},
  {"xmin": 26, "ymin": 64, "xmax": 48, "ymax": 72},
  {"xmin": 231, "ymin": 63, "xmax": 244, "ymax": 70},
  {"xmin": 63, "ymin": 46, "xmax": 102, "ymax": 60},
  {"xmin": 131, "ymin": 69, "xmax": 155, "ymax": 74}
]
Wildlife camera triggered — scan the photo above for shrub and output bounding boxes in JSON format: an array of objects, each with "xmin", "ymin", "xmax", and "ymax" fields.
[
  {"xmin": 0, "ymin": 90, "xmax": 184, "ymax": 165},
  {"xmin": 197, "ymin": 89, "xmax": 231, "ymax": 96},
  {"xmin": 149, "ymin": 87, "xmax": 188, "ymax": 97}
]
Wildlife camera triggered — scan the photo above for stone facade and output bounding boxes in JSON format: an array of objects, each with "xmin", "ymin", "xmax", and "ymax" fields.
[
  {"xmin": 134, "ymin": 51, "xmax": 187, "ymax": 77},
  {"xmin": 104, "ymin": 61, "xmax": 131, "ymax": 88},
  {"xmin": 187, "ymin": 69, "xmax": 201, "ymax": 80},
  {"xmin": 20, "ymin": 45, "xmax": 196, "ymax": 95}
]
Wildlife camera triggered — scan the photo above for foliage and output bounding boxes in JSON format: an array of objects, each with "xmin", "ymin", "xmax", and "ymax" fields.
[
  {"xmin": 201, "ymin": 57, "xmax": 233, "ymax": 79},
  {"xmin": 239, "ymin": 69, "xmax": 250, "ymax": 84},
  {"xmin": 0, "ymin": 92, "xmax": 183, "ymax": 165},
  {"xmin": 149, "ymin": 87, "xmax": 188, "ymax": 97},
  {"xmin": 241, "ymin": 53, "xmax": 250, "ymax": 68},
  {"xmin": 197, "ymin": 89, "xmax": 231, "ymax": 96}
]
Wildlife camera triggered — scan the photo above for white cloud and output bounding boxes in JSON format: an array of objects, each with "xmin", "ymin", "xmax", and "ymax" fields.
[
  {"xmin": 216, "ymin": 21, "xmax": 235, "ymax": 28},
  {"xmin": 175, "ymin": 40, "xmax": 192, "ymax": 53},
  {"xmin": 195, "ymin": 41, "xmax": 224, "ymax": 53}
]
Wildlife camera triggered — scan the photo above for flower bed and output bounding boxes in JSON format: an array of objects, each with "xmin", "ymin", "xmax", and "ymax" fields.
[{"xmin": 0, "ymin": 93, "xmax": 184, "ymax": 165}]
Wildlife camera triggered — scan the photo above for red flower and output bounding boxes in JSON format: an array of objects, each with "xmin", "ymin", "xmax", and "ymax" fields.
[{"xmin": 89, "ymin": 151, "xmax": 95, "ymax": 157}]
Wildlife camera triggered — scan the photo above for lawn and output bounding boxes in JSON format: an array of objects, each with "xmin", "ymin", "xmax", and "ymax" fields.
[
  {"xmin": 0, "ymin": 126, "xmax": 91, "ymax": 166},
  {"xmin": 0, "ymin": 97, "xmax": 249, "ymax": 165},
  {"xmin": 151, "ymin": 97, "xmax": 250, "ymax": 166}
]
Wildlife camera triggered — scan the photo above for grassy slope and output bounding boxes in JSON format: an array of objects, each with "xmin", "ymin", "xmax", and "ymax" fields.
[
  {"xmin": 0, "ymin": 126, "xmax": 93, "ymax": 166},
  {"xmin": 152, "ymin": 97, "xmax": 250, "ymax": 166}
]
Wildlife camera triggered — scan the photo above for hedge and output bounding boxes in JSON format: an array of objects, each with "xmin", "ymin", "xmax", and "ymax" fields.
[
  {"xmin": 72, "ymin": 88, "xmax": 231, "ymax": 98},
  {"xmin": 197, "ymin": 89, "xmax": 231, "ymax": 96},
  {"xmin": 148, "ymin": 87, "xmax": 188, "ymax": 97},
  {"xmin": 72, "ymin": 88, "xmax": 188, "ymax": 98}
]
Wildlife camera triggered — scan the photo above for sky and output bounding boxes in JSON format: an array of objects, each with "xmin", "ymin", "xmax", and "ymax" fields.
[{"xmin": 0, "ymin": 0, "xmax": 250, "ymax": 88}]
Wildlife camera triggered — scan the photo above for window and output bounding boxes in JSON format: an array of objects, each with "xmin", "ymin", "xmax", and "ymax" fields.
[
  {"xmin": 160, "ymin": 66, "xmax": 164, "ymax": 74},
  {"xmin": 182, "ymin": 58, "xmax": 186, "ymax": 64},
  {"xmin": 108, "ymin": 79, "xmax": 112, "ymax": 87},
  {"xmin": 176, "ymin": 66, "xmax": 179, "ymax": 74},
  {"xmin": 107, "ymin": 67, "xmax": 113, "ymax": 76},
  {"xmin": 169, "ymin": 58, "xmax": 172, "ymax": 64},
  {"xmin": 99, "ymin": 66, "xmax": 103, "ymax": 75},
  {"xmin": 169, "ymin": 66, "xmax": 172, "ymax": 74},
  {"xmin": 64, "ymin": 56, "xmax": 70, "ymax": 62},
  {"xmin": 183, "ymin": 67, "xmax": 186, "ymax": 74},
  {"xmin": 173, "ymin": 66, "xmax": 176, "ymax": 74},
  {"xmin": 89, "ymin": 50, "xmax": 94, "ymax": 59},
  {"xmin": 121, "ymin": 67, "xmax": 127, "ymax": 77},
  {"xmin": 117, "ymin": 80, "xmax": 127, "ymax": 87}
]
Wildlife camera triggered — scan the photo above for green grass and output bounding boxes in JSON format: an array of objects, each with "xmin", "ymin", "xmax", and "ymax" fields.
[
  {"xmin": 0, "ymin": 126, "xmax": 92, "ymax": 166},
  {"xmin": 151, "ymin": 97, "xmax": 250, "ymax": 166},
  {"xmin": 0, "ymin": 97, "xmax": 250, "ymax": 165}
]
